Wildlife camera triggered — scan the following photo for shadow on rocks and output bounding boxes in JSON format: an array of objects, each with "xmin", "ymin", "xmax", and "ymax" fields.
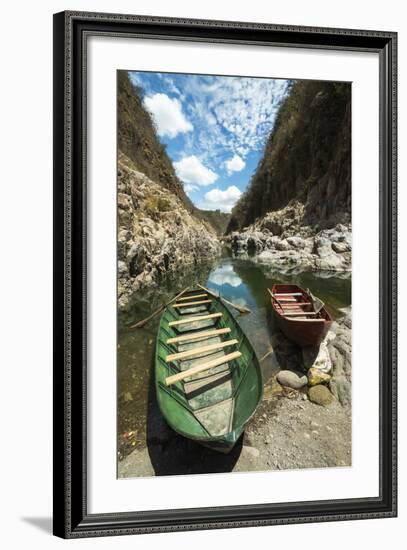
[{"xmin": 146, "ymin": 362, "xmax": 242, "ymax": 476}]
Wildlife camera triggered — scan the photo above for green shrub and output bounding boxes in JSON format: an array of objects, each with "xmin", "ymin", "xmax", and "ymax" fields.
[{"xmin": 144, "ymin": 195, "xmax": 172, "ymax": 215}]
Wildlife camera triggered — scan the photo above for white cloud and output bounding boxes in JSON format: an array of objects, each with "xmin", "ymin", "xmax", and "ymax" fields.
[
  {"xmin": 184, "ymin": 183, "xmax": 199, "ymax": 194},
  {"xmin": 143, "ymin": 93, "xmax": 193, "ymax": 138},
  {"xmin": 209, "ymin": 265, "xmax": 242, "ymax": 288},
  {"xmin": 174, "ymin": 156, "xmax": 218, "ymax": 186},
  {"xmin": 181, "ymin": 75, "xmax": 290, "ymax": 163},
  {"xmin": 225, "ymin": 154, "xmax": 246, "ymax": 174},
  {"xmin": 202, "ymin": 185, "xmax": 242, "ymax": 213}
]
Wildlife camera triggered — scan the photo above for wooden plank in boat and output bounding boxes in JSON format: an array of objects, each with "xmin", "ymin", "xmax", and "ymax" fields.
[
  {"xmin": 282, "ymin": 302, "xmax": 311, "ymax": 307},
  {"xmin": 167, "ymin": 327, "xmax": 231, "ymax": 345},
  {"xmin": 286, "ymin": 318, "xmax": 326, "ymax": 322},
  {"xmin": 274, "ymin": 292, "xmax": 303, "ymax": 297},
  {"xmin": 166, "ymin": 339, "xmax": 238, "ymax": 362},
  {"xmin": 177, "ymin": 293, "xmax": 207, "ymax": 301},
  {"xmin": 173, "ymin": 299, "xmax": 212, "ymax": 308},
  {"xmin": 284, "ymin": 311, "xmax": 318, "ymax": 316},
  {"xmin": 165, "ymin": 351, "xmax": 242, "ymax": 386},
  {"xmin": 169, "ymin": 312, "xmax": 222, "ymax": 327}
]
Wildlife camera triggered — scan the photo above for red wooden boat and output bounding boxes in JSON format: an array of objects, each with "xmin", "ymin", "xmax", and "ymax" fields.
[{"xmin": 268, "ymin": 284, "xmax": 333, "ymax": 347}]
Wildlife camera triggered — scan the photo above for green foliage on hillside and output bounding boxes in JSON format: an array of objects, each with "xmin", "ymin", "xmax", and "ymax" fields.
[
  {"xmin": 192, "ymin": 209, "xmax": 231, "ymax": 235},
  {"xmin": 226, "ymin": 80, "xmax": 351, "ymax": 233}
]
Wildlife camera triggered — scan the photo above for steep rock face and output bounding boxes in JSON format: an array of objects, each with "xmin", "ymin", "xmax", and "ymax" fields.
[
  {"xmin": 118, "ymin": 70, "xmax": 228, "ymax": 235},
  {"xmin": 227, "ymin": 80, "xmax": 351, "ymax": 234},
  {"xmin": 118, "ymin": 71, "xmax": 191, "ymax": 206},
  {"xmin": 117, "ymin": 153, "xmax": 221, "ymax": 311}
]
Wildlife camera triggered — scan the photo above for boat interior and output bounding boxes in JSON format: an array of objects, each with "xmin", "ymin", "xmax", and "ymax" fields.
[
  {"xmin": 156, "ymin": 289, "xmax": 260, "ymax": 439},
  {"xmin": 271, "ymin": 284, "xmax": 330, "ymax": 322}
]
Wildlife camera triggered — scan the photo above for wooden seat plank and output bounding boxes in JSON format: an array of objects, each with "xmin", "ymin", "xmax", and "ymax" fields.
[
  {"xmin": 166, "ymin": 339, "xmax": 238, "ymax": 362},
  {"xmin": 286, "ymin": 318, "xmax": 325, "ymax": 322},
  {"xmin": 283, "ymin": 312, "xmax": 318, "ymax": 316},
  {"xmin": 177, "ymin": 293, "xmax": 207, "ymax": 301},
  {"xmin": 173, "ymin": 299, "xmax": 212, "ymax": 308},
  {"xmin": 282, "ymin": 302, "xmax": 311, "ymax": 307},
  {"xmin": 167, "ymin": 327, "xmax": 231, "ymax": 345},
  {"xmin": 169, "ymin": 312, "xmax": 222, "ymax": 327},
  {"xmin": 165, "ymin": 351, "xmax": 242, "ymax": 386},
  {"xmin": 274, "ymin": 292, "xmax": 303, "ymax": 297}
]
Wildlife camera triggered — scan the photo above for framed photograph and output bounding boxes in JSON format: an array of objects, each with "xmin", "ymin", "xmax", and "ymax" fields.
[{"xmin": 53, "ymin": 11, "xmax": 397, "ymax": 538}]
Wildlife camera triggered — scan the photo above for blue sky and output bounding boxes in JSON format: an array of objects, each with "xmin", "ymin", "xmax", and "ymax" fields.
[{"xmin": 128, "ymin": 71, "xmax": 291, "ymax": 212}]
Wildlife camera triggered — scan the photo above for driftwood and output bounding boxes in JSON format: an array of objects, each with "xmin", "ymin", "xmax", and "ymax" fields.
[
  {"xmin": 129, "ymin": 287, "xmax": 189, "ymax": 329},
  {"xmin": 197, "ymin": 284, "xmax": 251, "ymax": 314}
]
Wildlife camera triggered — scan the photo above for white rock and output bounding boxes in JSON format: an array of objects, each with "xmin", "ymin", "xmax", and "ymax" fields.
[{"xmin": 302, "ymin": 341, "xmax": 332, "ymax": 373}]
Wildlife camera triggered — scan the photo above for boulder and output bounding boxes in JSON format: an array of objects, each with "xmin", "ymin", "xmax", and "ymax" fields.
[
  {"xmin": 247, "ymin": 235, "xmax": 264, "ymax": 253},
  {"xmin": 307, "ymin": 368, "xmax": 332, "ymax": 386},
  {"xmin": 127, "ymin": 243, "xmax": 146, "ymax": 277},
  {"xmin": 276, "ymin": 370, "xmax": 307, "ymax": 390},
  {"xmin": 286, "ymin": 236, "xmax": 307, "ymax": 249},
  {"xmin": 308, "ymin": 384, "xmax": 334, "ymax": 406},
  {"xmin": 118, "ymin": 261, "xmax": 128, "ymax": 277},
  {"xmin": 275, "ymin": 239, "xmax": 291, "ymax": 251},
  {"xmin": 302, "ymin": 341, "xmax": 332, "ymax": 373},
  {"xmin": 313, "ymin": 236, "xmax": 333, "ymax": 258},
  {"xmin": 327, "ymin": 315, "xmax": 352, "ymax": 407},
  {"xmin": 117, "ymin": 193, "xmax": 131, "ymax": 210},
  {"xmin": 332, "ymin": 241, "xmax": 350, "ymax": 254}
]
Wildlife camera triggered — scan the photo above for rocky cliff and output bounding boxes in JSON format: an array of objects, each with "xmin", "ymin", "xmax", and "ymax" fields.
[
  {"xmin": 225, "ymin": 80, "xmax": 351, "ymax": 272},
  {"xmin": 118, "ymin": 71, "xmax": 191, "ymax": 206},
  {"xmin": 227, "ymin": 80, "xmax": 351, "ymax": 233},
  {"xmin": 118, "ymin": 153, "xmax": 221, "ymax": 311},
  {"xmin": 117, "ymin": 72, "xmax": 222, "ymax": 310}
]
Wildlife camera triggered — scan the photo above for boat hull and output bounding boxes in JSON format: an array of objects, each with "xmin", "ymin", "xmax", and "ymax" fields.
[
  {"xmin": 155, "ymin": 288, "xmax": 262, "ymax": 454},
  {"xmin": 271, "ymin": 284, "xmax": 332, "ymax": 347}
]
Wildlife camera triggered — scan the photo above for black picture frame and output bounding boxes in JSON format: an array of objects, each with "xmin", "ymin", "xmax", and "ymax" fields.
[{"xmin": 53, "ymin": 10, "xmax": 397, "ymax": 538}]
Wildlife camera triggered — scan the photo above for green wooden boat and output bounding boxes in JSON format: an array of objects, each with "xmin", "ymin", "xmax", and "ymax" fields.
[{"xmin": 155, "ymin": 288, "xmax": 263, "ymax": 453}]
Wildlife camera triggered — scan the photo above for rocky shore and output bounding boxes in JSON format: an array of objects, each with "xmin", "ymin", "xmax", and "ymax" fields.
[
  {"xmin": 117, "ymin": 153, "xmax": 221, "ymax": 312},
  {"xmin": 226, "ymin": 201, "xmax": 351, "ymax": 273},
  {"xmin": 119, "ymin": 311, "xmax": 351, "ymax": 477}
]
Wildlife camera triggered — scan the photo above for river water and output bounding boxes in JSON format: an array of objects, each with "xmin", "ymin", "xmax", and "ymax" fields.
[{"xmin": 117, "ymin": 251, "xmax": 351, "ymax": 459}]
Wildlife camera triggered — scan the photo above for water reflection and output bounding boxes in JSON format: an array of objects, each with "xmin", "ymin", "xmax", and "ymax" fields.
[{"xmin": 208, "ymin": 263, "xmax": 243, "ymax": 288}]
